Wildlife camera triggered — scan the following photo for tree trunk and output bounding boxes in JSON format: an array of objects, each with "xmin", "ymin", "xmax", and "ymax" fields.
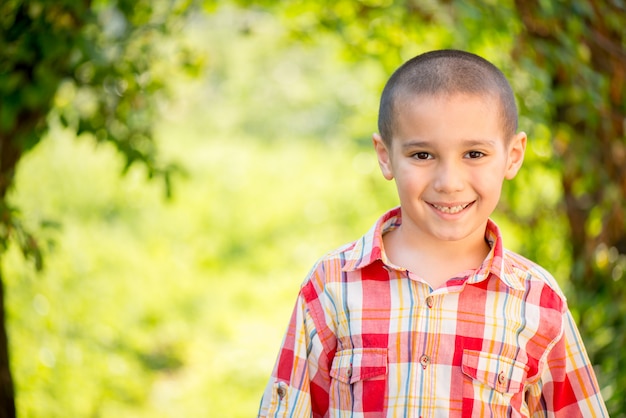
[
  {"xmin": 0, "ymin": 270, "xmax": 14, "ymax": 418},
  {"xmin": 0, "ymin": 136, "xmax": 23, "ymax": 418}
]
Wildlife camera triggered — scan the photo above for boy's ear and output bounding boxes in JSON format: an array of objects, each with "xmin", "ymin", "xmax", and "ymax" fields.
[
  {"xmin": 373, "ymin": 133, "xmax": 394, "ymax": 181},
  {"xmin": 504, "ymin": 132, "xmax": 527, "ymax": 180}
]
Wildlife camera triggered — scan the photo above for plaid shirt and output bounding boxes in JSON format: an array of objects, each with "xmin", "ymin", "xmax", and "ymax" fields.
[{"xmin": 259, "ymin": 207, "xmax": 607, "ymax": 417}]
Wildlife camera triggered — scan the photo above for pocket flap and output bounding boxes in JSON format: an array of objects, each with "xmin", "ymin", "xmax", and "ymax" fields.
[
  {"xmin": 330, "ymin": 347, "xmax": 388, "ymax": 384},
  {"xmin": 461, "ymin": 349, "xmax": 529, "ymax": 394}
]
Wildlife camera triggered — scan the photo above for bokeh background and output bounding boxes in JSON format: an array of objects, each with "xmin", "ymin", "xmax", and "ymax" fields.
[{"xmin": 2, "ymin": 1, "xmax": 625, "ymax": 417}]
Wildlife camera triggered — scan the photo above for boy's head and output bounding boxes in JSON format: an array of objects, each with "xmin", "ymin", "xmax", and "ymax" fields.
[
  {"xmin": 378, "ymin": 50, "xmax": 518, "ymax": 146},
  {"xmin": 372, "ymin": 50, "xmax": 526, "ymax": 245}
]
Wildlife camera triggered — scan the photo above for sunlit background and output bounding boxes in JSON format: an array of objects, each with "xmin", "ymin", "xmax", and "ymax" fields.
[{"xmin": 3, "ymin": 2, "xmax": 624, "ymax": 417}]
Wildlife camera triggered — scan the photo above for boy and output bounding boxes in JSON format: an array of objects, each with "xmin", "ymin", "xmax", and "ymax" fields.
[{"xmin": 258, "ymin": 50, "xmax": 607, "ymax": 417}]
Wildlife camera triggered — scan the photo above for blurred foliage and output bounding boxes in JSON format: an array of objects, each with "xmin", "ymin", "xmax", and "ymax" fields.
[
  {"xmin": 1, "ymin": 0, "xmax": 202, "ymax": 249},
  {"xmin": 1, "ymin": 0, "xmax": 624, "ymax": 417},
  {"xmin": 512, "ymin": 4, "xmax": 626, "ymax": 414},
  {"xmin": 1, "ymin": 0, "xmax": 202, "ymax": 415},
  {"xmin": 5, "ymin": 5, "xmax": 397, "ymax": 416}
]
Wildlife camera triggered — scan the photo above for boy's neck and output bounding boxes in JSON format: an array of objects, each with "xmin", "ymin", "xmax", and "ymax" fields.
[{"xmin": 382, "ymin": 222, "xmax": 491, "ymax": 289}]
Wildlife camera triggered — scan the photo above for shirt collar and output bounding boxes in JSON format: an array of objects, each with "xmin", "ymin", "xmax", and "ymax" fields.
[{"xmin": 342, "ymin": 207, "xmax": 525, "ymax": 290}]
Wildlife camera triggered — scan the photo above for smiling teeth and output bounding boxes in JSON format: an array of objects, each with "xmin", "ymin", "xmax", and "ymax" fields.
[{"xmin": 433, "ymin": 204, "xmax": 468, "ymax": 214}]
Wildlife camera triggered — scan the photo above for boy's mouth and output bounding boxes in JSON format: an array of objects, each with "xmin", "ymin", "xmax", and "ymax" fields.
[{"xmin": 429, "ymin": 202, "xmax": 473, "ymax": 214}]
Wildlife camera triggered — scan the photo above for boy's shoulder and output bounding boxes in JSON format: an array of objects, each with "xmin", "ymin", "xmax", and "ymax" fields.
[
  {"xmin": 308, "ymin": 240, "xmax": 360, "ymax": 273},
  {"xmin": 299, "ymin": 235, "xmax": 375, "ymax": 290},
  {"xmin": 501, "ymin": 247, "xmax": 567, "ymax": 301},
  {"xmin": 303, "ymin": 212, "xmax": 392, "ymax": 284}
]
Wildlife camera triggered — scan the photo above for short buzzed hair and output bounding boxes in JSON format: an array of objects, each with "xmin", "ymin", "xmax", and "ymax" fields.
[{"xmin": 378, "ymin": 50, "xmax": 518, "ymax": 146}]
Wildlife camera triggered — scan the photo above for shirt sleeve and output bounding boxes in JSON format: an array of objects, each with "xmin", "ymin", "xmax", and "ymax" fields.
[
  {"xmin": 526, "ymin": 308, "xmax": 608, "ymax": 417},
  {"xmin": 258, "ymin": 279, "xmax": 336, "ymax": 418}
]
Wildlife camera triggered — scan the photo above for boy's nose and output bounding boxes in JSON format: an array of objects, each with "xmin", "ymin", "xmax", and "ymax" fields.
[{"xmin": 433, "ymin": 162, "xmax": 465, "ymax": 193}]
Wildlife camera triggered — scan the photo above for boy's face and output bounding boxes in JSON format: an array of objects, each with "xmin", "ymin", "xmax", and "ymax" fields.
[{"xmin": 373, "ymin": 93, "xmax": 526, "ymax": 245}]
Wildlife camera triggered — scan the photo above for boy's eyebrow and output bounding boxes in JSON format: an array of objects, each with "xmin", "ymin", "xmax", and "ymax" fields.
[
  {"xmin": 401, "ymin": 139, "xmax": 498, "ymax": 149},
  {"xmin": 401, "ymin": 140, "xmax": 431, "ymax": 149},
  {"xmin": 461, "ymin": 139, "xmax": 498, "ymax": 148}
]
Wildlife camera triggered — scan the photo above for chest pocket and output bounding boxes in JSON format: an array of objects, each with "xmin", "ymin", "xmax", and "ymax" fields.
[
  {"xmin": 329, "ymin": 347, "xmax": 388, "ymax": 415},
  {"xmin": 462, "ymin": 349, "xmax": 530, "ymax": 416},
  {"xmin": 462, "ymin": 349, "xmax": 529, "ymax": 393}
]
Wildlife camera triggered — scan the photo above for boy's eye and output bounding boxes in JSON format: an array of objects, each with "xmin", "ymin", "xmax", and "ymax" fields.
[
  {"xmin": 466, "ymin": 151, "xmax": 485, "ymax": 159},
  {"xmin": 412, "ymin": 152, "xmax": 432, "ymax": 160}
]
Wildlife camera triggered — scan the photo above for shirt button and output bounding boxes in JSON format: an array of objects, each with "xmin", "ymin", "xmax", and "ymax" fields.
[
  {"xmin": 426, "ymin": 296, "xmax": 434, "ymax": 308},
  {"xmin": 419, "ymin": 354, "xmax": 431, "ymax": 369},
  {"xmin": 276, "ymin": 383, "xmax": 287, "ymax": 400},
  {"xmin": 346, "ymin": 365, "xmax": 353, "ymax": 378},
  {"xmin": 498, "ymin": 371, "xmax": 507, "ymax": 385}
]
